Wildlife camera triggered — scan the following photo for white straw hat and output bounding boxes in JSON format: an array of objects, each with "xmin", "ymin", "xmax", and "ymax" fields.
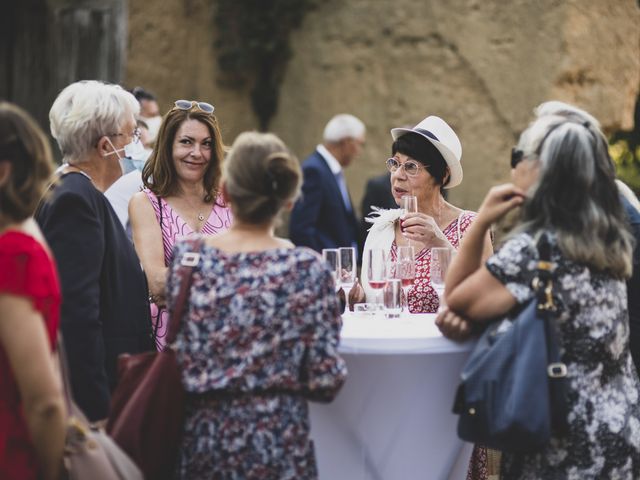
[{"xmin": 390, "ymin": 116, "xmax": 463, "ymax": 188}]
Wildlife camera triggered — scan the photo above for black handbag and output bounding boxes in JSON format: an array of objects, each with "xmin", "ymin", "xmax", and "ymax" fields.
[{"xmin": 453, "ymin": 233, "xmax": 568, "ymax": 453}]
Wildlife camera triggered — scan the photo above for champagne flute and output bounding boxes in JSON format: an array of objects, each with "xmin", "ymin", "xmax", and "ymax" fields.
[
  {"xmin": 400, "ymin": 195, "xmax": 418, "ymax": 233},
  {"xmin": 338, "ymin": 247, "xmax": 357, "ymax": 314},
  {"xmin": 430, "ymin": 247, "xmax": 455, "ymax": 310},
  {"xmin": 367, "ymin": 248, "xmax": 387, "ymax": 304},
  {"xmin": 322, "ymin": 248, "xmax": 341, "ymax": 293},
  {"xmin": 397, "ymin": 245, "xmax": 416, "ymax": 311},
  {"xmin": 384, "ymin": 260, "xmax": 403, "ymax": 318}
]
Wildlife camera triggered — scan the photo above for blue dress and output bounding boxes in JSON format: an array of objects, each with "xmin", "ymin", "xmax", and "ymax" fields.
[{"xmin": 168, "ymin": 243, "xmax": 347, "ymax": 479}]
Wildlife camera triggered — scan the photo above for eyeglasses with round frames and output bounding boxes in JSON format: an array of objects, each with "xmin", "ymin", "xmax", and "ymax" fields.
[
  {"xmin": 173, "ymin": 99, "xmax": 215, "ymax": 114},
  {"xmin": 386, "ymin": 157, "xmax": 426, "ymax": 177},
  {"xmin": 107, "ymin": 127, "xmax": 142, "ymax": 144}
]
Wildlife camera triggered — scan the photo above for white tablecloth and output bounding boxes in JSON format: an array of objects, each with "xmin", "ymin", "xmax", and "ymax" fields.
[{"xmin": 310, "ymin": 312, "xmax": 474, "ymax": 480}]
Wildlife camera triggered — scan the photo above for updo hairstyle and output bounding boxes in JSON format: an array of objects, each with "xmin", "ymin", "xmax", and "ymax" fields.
[{"xmin": 223, "ymin": 132, "xmax": 301, "ymax": 224}]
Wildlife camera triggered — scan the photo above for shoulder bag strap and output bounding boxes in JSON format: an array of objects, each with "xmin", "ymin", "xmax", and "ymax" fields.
[
  {"xmin": 164, "ymin": 237, "xmax": 203, "ymax": 348},
  {"xmin": 156, "ymin": 195, "xmax": 169, "ymax": 267},
  {"xmin": 535, "ymin": 233, "xmax": 569, "ymax": 434}
]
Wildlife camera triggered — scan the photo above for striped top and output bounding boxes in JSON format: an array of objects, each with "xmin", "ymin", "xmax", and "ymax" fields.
[{"xmin": 143, "ymin": 188, "xmax": 233, "ymax": 266}]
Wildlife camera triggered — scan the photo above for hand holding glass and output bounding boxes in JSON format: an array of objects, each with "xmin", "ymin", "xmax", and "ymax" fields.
[{"xmin": 400, "ymin": 195, "xmax": 418, "ymax": 233}]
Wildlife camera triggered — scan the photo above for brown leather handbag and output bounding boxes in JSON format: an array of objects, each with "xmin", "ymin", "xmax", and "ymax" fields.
[
  {"xmin": 58, "ymin": 335, "xmax": 143, "ymax": 480},
  {"xmin": 106, "ymin": 239, "xmax": 202, "ymax": 480}
]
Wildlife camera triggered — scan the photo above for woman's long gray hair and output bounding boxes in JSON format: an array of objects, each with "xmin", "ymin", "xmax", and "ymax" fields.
[{"xmin": 514, "ymin": 114, "xmax": 633, "ymax": 279}]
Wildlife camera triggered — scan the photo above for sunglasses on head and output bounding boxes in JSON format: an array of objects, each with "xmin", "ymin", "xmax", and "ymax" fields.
[{"xmin": 173, "ymin": 100, "xmax": 215, "ymax": 114}]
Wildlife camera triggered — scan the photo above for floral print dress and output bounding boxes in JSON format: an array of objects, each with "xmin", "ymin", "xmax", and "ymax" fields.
[
  {"xmin": 168, "ymin": 243, "xmax": 347, "ymax": 479},
  {"xmin": 390, "ymin": 211, "xmax": 476, "ymax": 313},
  {"xmin": 486, "ymin": 232, "xmax": 640, "ymax": 479}
]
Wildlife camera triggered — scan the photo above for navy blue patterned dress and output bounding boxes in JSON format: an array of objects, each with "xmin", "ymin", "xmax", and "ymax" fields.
[
  {"xmin": 487, "ymin": 232, "xmax": 640, "ymax": 479},
  {"xmin": 167, "ymin": 243, "xmax": 347, "ymax": 479}
]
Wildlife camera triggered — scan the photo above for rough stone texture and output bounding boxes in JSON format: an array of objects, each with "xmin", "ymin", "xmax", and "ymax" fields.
[{"xmin": 126, "ymin": 0, "xmax": 639, "ymax": 213}]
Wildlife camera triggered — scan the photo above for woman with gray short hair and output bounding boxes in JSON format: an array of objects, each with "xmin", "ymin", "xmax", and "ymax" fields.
[{"xmin": 36, "ymin": 80, "xmax": 154, "ymax": 422}]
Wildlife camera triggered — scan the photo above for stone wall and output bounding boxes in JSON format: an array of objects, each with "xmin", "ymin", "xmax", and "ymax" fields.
[{"xmin": 126, "ymin": 0, "xmax": 640, "ymax": 213}]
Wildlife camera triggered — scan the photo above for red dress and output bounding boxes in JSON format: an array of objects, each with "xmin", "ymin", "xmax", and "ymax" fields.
[{"xmin": 0, "ymin": 231, "xmax": 61, "ymax": 480}]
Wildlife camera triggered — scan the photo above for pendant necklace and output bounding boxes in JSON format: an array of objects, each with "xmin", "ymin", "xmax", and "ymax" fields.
[{"xmin": 184, "ymin": 195, "xmax": 206, "ymax": 223}]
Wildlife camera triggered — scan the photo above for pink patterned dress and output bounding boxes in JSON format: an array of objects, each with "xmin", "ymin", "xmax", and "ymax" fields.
[
  {"xmin": 144, "ymin": 188, "xmax": 232, "ymax": 349},
  {"xmin": 390, "ymin": 211, "xmax": 476, "ymax": 313}
]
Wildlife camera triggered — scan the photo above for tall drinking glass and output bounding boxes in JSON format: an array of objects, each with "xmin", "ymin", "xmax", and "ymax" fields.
[
  {"xmin": 430, "ymin": 247, "xmax": 455, "ymax": 310},
  {"xmin": 322, "ymin": 248, "xmax": 341, "ymax": 293},
  {"xmin": 338, "ymin": 247, "xmax": 357, "ymax": 314},
  {"xmin": 400, "ymin": 195, "xmax": 418, "ymax": 232},
  {"xmin": 383, "ymin": 278, "xmax": 403, "ymax": 319},
  {"xmin": 397, "ymin": 245, "xmax": 415, "ymax": 311},
  {"xmin": 367, "ymin": 248, "xmax": 387, "ymax": 304}
]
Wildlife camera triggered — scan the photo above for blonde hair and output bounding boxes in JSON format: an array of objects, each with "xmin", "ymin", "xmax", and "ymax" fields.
[{"xmin": 224, "ymin": 132, "xmax": 301, "ymax": 223}]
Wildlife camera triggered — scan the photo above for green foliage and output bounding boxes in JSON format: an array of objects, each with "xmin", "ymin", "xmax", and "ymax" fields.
[
  {"xmin": 610, "ymin": 139, "xmax": 640, "ymax": 194},
  {"xmin": 212, "ymin": 0, "xmax": 315, "ymax": 130},
  {"xmin": 610, "ymin": 95, "xmax": 640, "ymax": 195}
]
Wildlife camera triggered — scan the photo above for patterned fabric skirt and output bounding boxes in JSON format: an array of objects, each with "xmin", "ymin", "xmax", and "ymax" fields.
[
  {"xmin": 175, "ymin": 393, "xmax": 318, "ymax": 480},
  {"xmin": 467, "ymin": 446, "xmax": 501, "ymax": 480}
]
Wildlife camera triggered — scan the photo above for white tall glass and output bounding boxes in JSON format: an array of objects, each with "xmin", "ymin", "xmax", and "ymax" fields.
[
  {"xmin": 338, "ymin": 247, "xmax": 357, "ymax": 314},
  {"xmin": 397, "ymin": 245, "xmax": 415, "ymax": 311},
  {"xmin": 367, "ymin": 248, "xmax": 387, "ymax": 304},
  {"xmin": 384, "ymin": 278, "xmax": 403, "ymax": 319},
  {"xmin": 322, "ymin": 248, "xmax": 341, "ymax": 293},
  {"xmin": 431, "ymin": 247, "xmax": 455, "ymax": 309}
]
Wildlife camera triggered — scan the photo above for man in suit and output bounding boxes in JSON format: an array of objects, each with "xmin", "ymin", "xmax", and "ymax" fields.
[{"xmin": 290, "ymin": 114, "xmax": 366, "ymax": 256}]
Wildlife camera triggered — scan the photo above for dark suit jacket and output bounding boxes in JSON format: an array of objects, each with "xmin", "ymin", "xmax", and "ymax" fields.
[
  {"xmin": 359, "ymin": 172, "xmax": 397, "ymax": 247},
  {"xmin": 622, "ymin": 196, "xmax": 640, "ymax": 373},
  {"xmin": 36, "ymin": 172, "xmax": 154, "ymax": 421},
  {"xmin": 290, "ymin": 150, "xmax": 360, "ymax": 254}
]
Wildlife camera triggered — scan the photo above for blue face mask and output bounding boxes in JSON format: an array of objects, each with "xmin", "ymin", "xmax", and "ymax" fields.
[{"xmin": 130, "ymin": 148, "xmax": 152, "ymax": 172}]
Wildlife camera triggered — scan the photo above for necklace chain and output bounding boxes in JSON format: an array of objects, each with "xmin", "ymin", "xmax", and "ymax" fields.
[{"xmin": 183, "ymin": 195, "xmax": 206, "ymax": 222}]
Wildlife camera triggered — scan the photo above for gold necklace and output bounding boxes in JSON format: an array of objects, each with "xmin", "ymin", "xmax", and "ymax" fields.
[{"xmin": 183, "ymin": 195, "xmax": 206, "ymax": 222}]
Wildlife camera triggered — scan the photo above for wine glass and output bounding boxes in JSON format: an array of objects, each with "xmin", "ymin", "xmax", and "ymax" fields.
[
  {"xmin": 397, "ymin": 245, "xmax": 416, "ymax": 311},
  {"xmin": 338, "ymin": 247, "xmax": 357, "ymax": 314},
  {"xmin": 431, "ymin": 247, "xmax": 455, "ymax": 310},
  {"xmin": 367, "ymin": 248, "xmax": 387, "ymax": 304},
  {"xmin": 400, "ymin": 195, "xmax": 418, "ymax": 233},
  {"xmin": 322, "ymin": 248, "xmax": 341, "ymax": 293}
]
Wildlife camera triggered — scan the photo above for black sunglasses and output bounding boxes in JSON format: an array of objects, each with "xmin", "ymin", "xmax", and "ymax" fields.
[
  {"xmin": 173, "ymin": 100, "xmax": 215, "ymax": 114},
  {"xmin": 510, "ymin": 148, "xmax": 524, "ymax": 169}
]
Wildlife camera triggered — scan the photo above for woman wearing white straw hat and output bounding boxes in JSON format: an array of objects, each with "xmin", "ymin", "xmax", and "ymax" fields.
[{"xmin": 357, "ymin": 116, "xmax": 493, "ymax": 313}]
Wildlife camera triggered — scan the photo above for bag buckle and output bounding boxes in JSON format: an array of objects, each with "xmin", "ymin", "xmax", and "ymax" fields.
[
  {"xmin": 180, "ymin": 252, "xmax": 200, "ymax": 267},
  {"xmin": 547, "ymin": 362, "xmax": 567, "ymax": 378}
]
